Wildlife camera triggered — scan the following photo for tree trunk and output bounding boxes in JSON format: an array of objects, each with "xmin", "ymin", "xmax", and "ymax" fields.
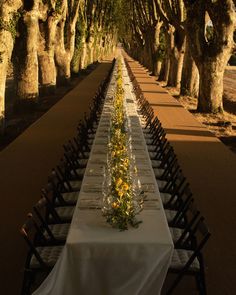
[
  {"xmin": 0, "ymin": 30, "xmax": 13, "ymax": 133},
  {"xmin": 80, "ymin": 37, "xmax": 88, "ymax": 69},
  {"xmin": 87, "ymin": 37, "xmax": 95, "ymax": 65},
  {"xmin": 97, "ymin": 35, "xmax": 103, "ymax": 61},
  {"xmin": 158, "ymin": 28, "xmax": 171, "ymax": 82},
  {"xmin": 197, "ymin": 60, "xmax": 225, "ymax": 113},
  {"xmin": 159, "ymin": 57, "xmax": 170, "ymax": 82},
  {"xmin": 93, "ymin": 33, "xmax": 100, "ymax": 62},
  {"xmin": 166, "ymin": 26, "xmax": 175, "ymax": 85},
  {"xmin": 55, "ymin": 52, "xmax": 71, "ymax": 85},
  {"xmin": 71, "ymin": 49, "xmax": 81, "ymax": 74},
  {"xmin": 139, "ymin": 47, "xmax": 145, "ymax": 65},
  {"xmin": 14, "ymin": 10, "xmax": 39, "ymax": 102},
  {"xmin": 0, "ymin": 0, "xmax": 23, "ymax": 132},
  {"xmin": 55, "ymin": 17, "xmax": 71, "ymax": 85},
  {"xmin": 100, "ymin": 36, "xmax": 106, "ymax": 60},
  {"xmin": 184, "ymin": 0, "xmax": 236, "ymax": 113},
  {"xmin": 168, "ymin": 49, "xmax": 185, "ymax": 88},
  {"xmin": 38, "ymin": 53, "xmax": 57, "ymax": 94},
  {"xmin": 156, "ymin": 61, "xmax": 162, "ymax": 77},
  {"xmin": 145, "ymin": 33, "xmax": 153, "ymax": 72},
  {"xmin": 152, "ymin": 22, "xmax": 162, "ymax": 77},
  {"xmin": 38, "ymin": 16, "xmax": 59, "ymax": 94},
  {"xmin": 55, "ymin": 1, "xmax": 80, "ymax": 85},
  {"xmin": 180, "ymin": 38, "xmax": 199, "ymax": 97},
  {"xmin": 167, "ymin": 27, "xmax": 185, "ymax": 88},
  {"xmin": 143, "ymin": 38, "xmax": 152, "ymax": 70}
]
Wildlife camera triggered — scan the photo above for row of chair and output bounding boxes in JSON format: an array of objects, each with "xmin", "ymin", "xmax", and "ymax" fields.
[
  {"xmin": 125, "ymin": 58, "xmax": 211, "ymax": 295},
  {"xmin": 19, "ymin": 60, "xmax": 116, "ymax": 295}
]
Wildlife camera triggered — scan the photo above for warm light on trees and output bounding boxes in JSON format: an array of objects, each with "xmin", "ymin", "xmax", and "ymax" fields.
[{"xmin": 0, "ymin": 0, "xmax": 235, "ymax": 134}]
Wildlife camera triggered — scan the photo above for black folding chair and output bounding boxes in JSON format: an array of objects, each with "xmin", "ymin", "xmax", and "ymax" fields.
[
  {"xmin": 167, "ymin": 218, "xmax": 211, "ymax": 294},
  {"xmin": 20, "ymin": 215, "xmax": 63, "ymax": 295},
  {"xmin": 169, "ymin": 202, "xmax": 201, "ymax": 248},
  {"xmin": 33, "ymin": 198, "xmax": 70, "ymax": 245}
]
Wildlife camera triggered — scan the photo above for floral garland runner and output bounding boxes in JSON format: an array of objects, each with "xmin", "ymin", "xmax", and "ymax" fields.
[{"xmin": 102, "ymin": 59, "xmax": 144, "ymax": 231}]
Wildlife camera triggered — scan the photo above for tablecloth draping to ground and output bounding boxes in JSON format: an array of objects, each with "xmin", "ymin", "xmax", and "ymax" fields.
[{"xmin": 33, "ymin": 58, "xmax": 173, "ymax": 295}]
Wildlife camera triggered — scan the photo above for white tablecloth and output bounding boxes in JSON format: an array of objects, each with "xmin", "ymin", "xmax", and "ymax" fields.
[{"xmin": 33, "ymin": 58, "xmax": 173, "ymax": 295}]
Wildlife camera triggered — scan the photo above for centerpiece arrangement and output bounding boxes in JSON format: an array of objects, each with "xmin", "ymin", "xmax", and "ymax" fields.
[{"xmin": 102, "ymin": 59, "xmax": 144, "ymax": 231}]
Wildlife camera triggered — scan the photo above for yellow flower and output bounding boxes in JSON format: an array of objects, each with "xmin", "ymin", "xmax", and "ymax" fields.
[
  {"xmin": 118, "ymin": 190, "xmax": 124, "ymax": 197},
  {"xmin": 116, "ymin": 178, "xmax": 123, "ymax": 187},
  {"xmin": 123, "ymin": 183, "xmax": 129, "ymax": 191},
  {"xmin": 112, "ymin": 202, "xmax": 119, "ymax": 209}
]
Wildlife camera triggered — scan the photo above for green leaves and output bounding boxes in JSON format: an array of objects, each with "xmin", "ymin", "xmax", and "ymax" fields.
[
  {"xmin": 0, "ymin": 11, "xmax": 21, "ymax": 39},
  {"xmin": 55, "ymin": 0, "xmax": 63, "ymax": 14}
]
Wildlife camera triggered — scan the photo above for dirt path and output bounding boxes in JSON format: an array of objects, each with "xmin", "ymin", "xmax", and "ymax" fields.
[
  {"xmin": 1, "ymin": 65, "xmax": 98, "ymax": 151},
  {"xmin": 164, "ymin": 66, "xmax": 236, "ymax": 154}
]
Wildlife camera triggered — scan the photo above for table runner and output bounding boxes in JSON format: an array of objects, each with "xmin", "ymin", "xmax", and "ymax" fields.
[{"xmin": 33, "ymin": 57, "xmax": 173, "ymax": 295}]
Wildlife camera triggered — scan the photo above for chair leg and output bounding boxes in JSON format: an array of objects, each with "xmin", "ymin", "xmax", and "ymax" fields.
[
  {"xmin": 21, "ymin": 269, "xmax": 34, "ymax": 295},
  {"xmin": 166, "ymin": 272, "xmax": 185, "ymax": 295},
  {"xmin": 195, "ymin": 272, "xmax": 207, "ymax": 295}
]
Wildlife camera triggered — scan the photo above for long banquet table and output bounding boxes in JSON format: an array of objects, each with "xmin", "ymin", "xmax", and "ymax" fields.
[{"xmin": 33, "ymin": 58, "xmax": 173, "ymax": 295}]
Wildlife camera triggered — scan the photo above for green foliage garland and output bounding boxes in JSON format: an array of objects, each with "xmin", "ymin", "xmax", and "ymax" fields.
[{"xmin": 102, "ymin": 59, "xmax": 143, "ymax": 231}]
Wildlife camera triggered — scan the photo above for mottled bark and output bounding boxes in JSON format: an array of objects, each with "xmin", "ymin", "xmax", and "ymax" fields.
[
  {"xmin": 198, "ymin": 59, "xmax": 225, "ymax": 113},
  {"xmin": 87, "ymin": 35, "xmax": 95, "ymax": 65},
  {"xmin": 152, "ymin": 22, "xmax": 163, "ymax": 76},
  {"xmin": 159, "ymin": 56, "xmax": 170, "ymax": 82},
  {"xmin": 38, "ymin": 12, "xmax": 60, "ymax": 94},
  {"xmin": 158, "ymin": 26, "xmax": 171, "ymax": 82},
  {"xmin": 96, "ymin": 35, "xmax": 103, "ymax": 61},
  {"xmin": 99, "ymin": 36, "xmax": 105, "ymax": 60},
  {"xmin": 55, "ymin": 17, "xmax": 70, "ymax": 84},
  {"xmin": 143, "ymin": 37, "xmax": 152, "ymax": 70},
  {"xmin": 0, "ymin": 29, "xmax": 14, "ymax": 132},
  {"xmin": 153, "ymin": 0, "xmax": 186, "ymax": 86},
  {"xmin": 156, "ymin": 61, "xmax": 162, "ymax": 77},
  {"xmin": 55, "ymin": 0, "xmax": 80, "ymax": 85},
  {"xmin": 79, "ymin": 36, "xmax": 88, "ymax": 69},
  {"xmin": 38, "ymin": 53, "xmax": 57, "ymax": 94},
  {"xmin": 93, "ymin": 33, "xmax": 102, "ymax": 62},
  {"xmin": 0, "ymin": 0, "xmax": 28, "ymax": 131},
  {"xmin": 13, "ymin": 2, "xmax": 41, "ymax": 102},
  {"xmin": 0, "ymin": 29, "xmax": 12, "ymax": 132},
  {"xmin": 184, "ymin": 0, "xmax": 236, "ymax": 113},
  {"xmin": 181, "ymin": 38, "xmax": 199, "ymax": 97},
  {"xmin": 167, "ymin": 27, "xmax": 185, "ymax": 88}
]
